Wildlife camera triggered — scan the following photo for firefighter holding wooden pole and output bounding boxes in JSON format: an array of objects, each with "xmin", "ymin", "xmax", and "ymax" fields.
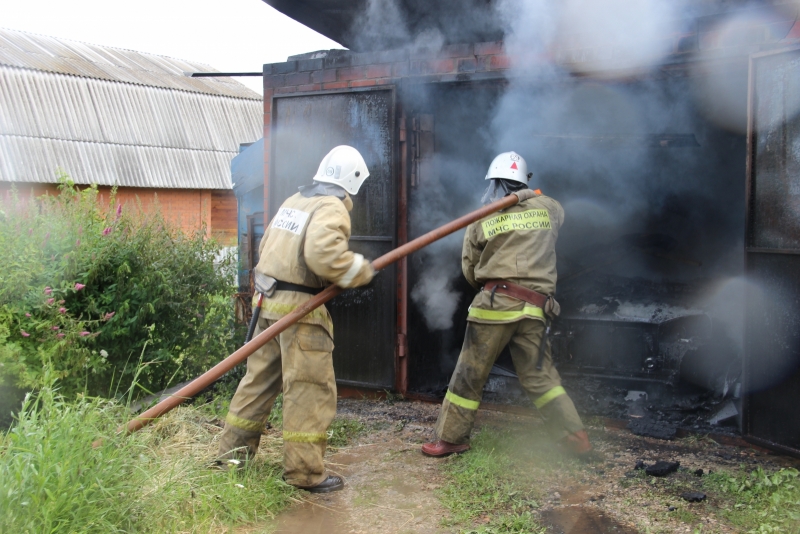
[
  {"xmin": 215, "ymin": 146, "xmax": 375, "ymax": 493},
  {"xmin": 122, "ymin": 169, "xmax": 540, "ymax": 486},
  {"xmin": 421, "ymin": 151, "xmax": 592, "ymax": 458}
]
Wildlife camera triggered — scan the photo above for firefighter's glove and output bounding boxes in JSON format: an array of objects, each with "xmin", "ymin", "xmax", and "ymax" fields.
[
  {"xmin": 544, "ymin": 296, "xmax": 561, "ymax": 319},
  {"xmin": 336, "ymin": 255, "xmax": 375, "ymax": 288}
]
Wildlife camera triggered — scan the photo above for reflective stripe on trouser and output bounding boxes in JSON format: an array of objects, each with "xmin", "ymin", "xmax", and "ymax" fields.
[
  {"xmin": 434, "ymin": 320, "xmax": 584, "ymax": 444},
  {"xmin": 217, "ymin": 318, "xmax": 336, "ymax": 487}
]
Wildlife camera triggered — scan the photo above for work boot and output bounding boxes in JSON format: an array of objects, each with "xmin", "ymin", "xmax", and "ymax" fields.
[
  {"xmin": 561, "ymin": 430, "xmax": 597, "ymax": 460},
  {"xmin": 421, "ymin": 440, "xmax": 470, "ymax": 457},
  {"xmin": 295, "ymin": 475, "xmax": 344, "ymax": 493}
]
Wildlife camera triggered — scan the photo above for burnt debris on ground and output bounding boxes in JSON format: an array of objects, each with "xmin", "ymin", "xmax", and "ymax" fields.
[
  {"xmin": 644, "ymin": 460, "xmax": 681, "ymax": 477},
  {"xmin": 480, "ymin": 370, "xmax": 743, "ymax": 443}
]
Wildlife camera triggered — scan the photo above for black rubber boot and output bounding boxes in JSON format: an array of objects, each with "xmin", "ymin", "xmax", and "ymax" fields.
[{"xmin": 295, "ymin": 475, "xmax": 344, "ymax": 493}]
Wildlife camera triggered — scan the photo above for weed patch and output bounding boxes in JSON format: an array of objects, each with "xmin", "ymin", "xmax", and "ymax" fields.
[
  {"xmin": 438, "ymin": 431, "xmax": 545, "ymax": 533},
  {"xmin": 328, "ymin": 417, "xmax": 366, "ymax": 448},
  {"xmin": 705, "ymin": 466, "xmax": 800, "ymax": 533},
  {"xmin": 0, "ymin": 374, "xmax": 294, "ymax": 533}
]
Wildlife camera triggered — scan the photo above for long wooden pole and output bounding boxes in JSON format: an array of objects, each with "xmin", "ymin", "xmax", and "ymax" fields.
[{"xmin": 124, "ymin": 190, "xmax": 536, "ymax": 433}]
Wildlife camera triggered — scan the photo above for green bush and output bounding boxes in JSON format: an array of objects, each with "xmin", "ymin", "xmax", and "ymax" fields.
[{"xmin": 0, "ymin": 176, "xmax": 244, "ymax": 404}]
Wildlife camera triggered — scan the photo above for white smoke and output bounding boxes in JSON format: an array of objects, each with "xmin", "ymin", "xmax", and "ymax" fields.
[
  {"xmin": 497, "ymin": 0, "xmax": 682, "ymax": 75},
  {"xmin": 350, "ymin": 0, "xmax": 445, "ymax": 53},
  {"xmin": 350, "ymin": 0, "xmax": 410, "ymax": 51},
  {"xmin": 410, "ymin": 238, "xmax": 463, "ymax": 331},
  {"xmin": 408, "ymin": 153, "xmax": 478, "ymax": 331},
  {"xmin": 401, "ymin": 0, "xmax": 759, "ymax": 330},
  {"xmin": 691, "ymin": 5, "xmax": 800, "ymax": 133}
]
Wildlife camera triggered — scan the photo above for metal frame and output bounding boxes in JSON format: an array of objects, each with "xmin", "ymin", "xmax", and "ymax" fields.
[
  {"xmin": 267, "ymin": 85, "xmax": 398, "ymax": 220},
  {"xmin": 396, "ymin": 105, "xmax": 409, "ymax": 394},
  {"xmin": 266, "ymin": 85, "xmax": 401, "ymax": 391},
  {"xmin": 743, "ymin": 43, "xmax": 800, "ymax": 456}
]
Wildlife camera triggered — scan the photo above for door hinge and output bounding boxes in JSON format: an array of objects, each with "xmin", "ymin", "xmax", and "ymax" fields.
[{"xmin": 397, "ymin": 333, "xmax": 407, "ymax": 358}]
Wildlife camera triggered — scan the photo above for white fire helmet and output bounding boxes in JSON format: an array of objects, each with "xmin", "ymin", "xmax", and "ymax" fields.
[
  {"xmin": 485, "ymin": 151, "xmax": 530, "ymax": 184},
  {"xmin": 313, "ymin": 145, "xmax": 370, "ymax": 195}
]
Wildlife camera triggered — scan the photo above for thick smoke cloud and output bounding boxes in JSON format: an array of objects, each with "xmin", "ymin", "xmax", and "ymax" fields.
[
  {"xmin": 349, "ymin": 0, "xmax": 445, "ymax": 54},
  {"xmin": 395, "ymin": 0, "xmax": 777, "ymax": 336},
  {"xmin": 337, "ymin": 0, "xmax": 800, "ymax": 405},
  {"xmin": 490, "ymin": 0, "xmax": 753, "ymax": 281},
  {"xmin": 406, "ymin": 0, "xmax": 742, "ymax": 331}
]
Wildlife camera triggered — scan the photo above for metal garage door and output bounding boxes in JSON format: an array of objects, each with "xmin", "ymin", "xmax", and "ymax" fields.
[
  {"xmin": 745, "ymin": 45, "xmax": 800, "ymax": 455},
  {"xmin": 269, "ymin": 89, "xmax": 396, "ymax": 389}
]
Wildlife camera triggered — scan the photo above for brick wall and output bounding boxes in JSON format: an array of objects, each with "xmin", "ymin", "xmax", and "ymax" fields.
[
  {"xmin": 261, "ymin": 41, "xmax": 511, "ymax": 215},
  {"xmin": 263, "ymin": 41, "xmax": 510, "ymax": 99},
  {"xmin": 0, "ymin": 183, "xmax": 236, "ymax": 242},
  {"xmin": 210, "ymin": 190, "xmax": 238, "ymax": 246},
  {"xmin": 97, "ymin": 187, "xmax": 212, "ymax": 236}
]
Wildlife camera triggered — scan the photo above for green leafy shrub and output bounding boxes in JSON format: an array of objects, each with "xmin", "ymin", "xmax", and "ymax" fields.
[{"xmin": 0, "ymin": 176, "xmax": 244, "ymax": 404}]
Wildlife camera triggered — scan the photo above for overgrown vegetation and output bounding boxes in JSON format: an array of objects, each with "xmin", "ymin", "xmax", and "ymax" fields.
[
  {"xmin": 0, "ymin": 177, "xmax": 374, "ymax": 530},
  {"xmin": 0, "ymin": 176, "xmax": 244, "ymax": 409},
  {"xmin": 705, "ymin": 466, "xmax": 800, "ymax": 533},
  {"xmin": 438, "ymin": 430, "xmax": 546, "ymax": 534},
  {"xmin": 0, "ymin": 372, "xmax": 295, "ymax": 533}
]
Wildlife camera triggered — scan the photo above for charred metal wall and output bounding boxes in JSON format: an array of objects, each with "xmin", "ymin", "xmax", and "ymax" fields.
[
  {"xmin": 745, "ymin": 45, "xmax": 800, "ymax": 454},
  {"xmin": 267, "ymin": 89, "xmax": 397, "ymax": 389},
  {"xmin": 258, "ymin": 8, "xmax": 800, "ymax": 440}
]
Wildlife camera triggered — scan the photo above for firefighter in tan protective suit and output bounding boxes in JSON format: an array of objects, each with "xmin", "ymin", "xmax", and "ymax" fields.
[
  {"xmin": 421, "ymin": 151, "xmax": 592, "ymax": 458},
  {"xmin": 217, "ymin": 146, "xmax": 374, "ymax": 493}
]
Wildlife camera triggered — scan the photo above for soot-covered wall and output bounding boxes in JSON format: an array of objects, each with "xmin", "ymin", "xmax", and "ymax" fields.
[{"xmin": 404, "ymin": 76, "xmax": 747, "ymax": 396}]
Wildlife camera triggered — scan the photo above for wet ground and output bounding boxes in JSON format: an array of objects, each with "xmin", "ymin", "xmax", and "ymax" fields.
[
  {"xmin": 270, "ymin": 400, "xmax": 450, "ymax": 534},
  {"xmin": 257, "ymin": 398, "xmax": 800, "ymax": 533},
  {"xmin": 541, "ymin": 508, "xmax": 638, "ymax": 534}
]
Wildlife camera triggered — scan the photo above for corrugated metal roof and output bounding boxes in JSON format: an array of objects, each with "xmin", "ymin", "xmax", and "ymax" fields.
[
  {"xmin": 0, "ymin": 136, "xmax": 236, "ymax": 189},
  {"xmin": 0, "ymin": 27, "xmax": 261, "ymax": 99},
  {"xmin": 0, "ymin": 29, "xmax": 264, "ymax": 189}
]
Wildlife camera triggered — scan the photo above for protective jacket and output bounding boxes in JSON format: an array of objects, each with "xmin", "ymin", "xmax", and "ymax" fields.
[
  {"xmin": 462, "ymin": 193, "xmax": 564, "ymax": 324},
  {"xmin": 219, "ymin": 188, "xmax": 374, "ymax": 487},
  {"xmin": 254, "ymin": 192, "xmax": 374, "ymax": 335},
  {"xmin": 433, "ymin": 190, "xmax": 583, "ymax": 446}
]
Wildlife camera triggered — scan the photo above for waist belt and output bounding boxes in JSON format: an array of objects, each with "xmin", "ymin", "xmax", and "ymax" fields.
[
  {"xmin": 275, "ymin": 280, "xmax": 323, "ymax": 295},
  {"xmin": 483, "ymin": 279, "xmax": 548, "ymax": 308}
]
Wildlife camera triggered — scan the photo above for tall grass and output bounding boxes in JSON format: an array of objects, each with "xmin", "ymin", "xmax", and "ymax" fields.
[
  {"xmin": 1, "ymin": 380, "xmax": 142, "ymax": 532},
  {"xmin": 0, "ymin": 369, "xmax": 295, "ymax": 533}
]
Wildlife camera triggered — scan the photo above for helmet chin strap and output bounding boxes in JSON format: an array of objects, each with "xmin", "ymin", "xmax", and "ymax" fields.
[{"xmin": 481, "ymin": 179, "xmax": 529, "ymax": 205}]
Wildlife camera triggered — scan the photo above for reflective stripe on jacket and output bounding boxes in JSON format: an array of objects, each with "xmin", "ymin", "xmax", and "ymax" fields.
[{"xmin": 462, "ymin": 194, "xmax": 564, "ymax": 324}]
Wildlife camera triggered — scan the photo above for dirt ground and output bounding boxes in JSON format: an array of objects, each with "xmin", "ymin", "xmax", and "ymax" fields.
[{"xmin": 262, "ymin": 398, "xmax": 800, "ymax": 534}]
